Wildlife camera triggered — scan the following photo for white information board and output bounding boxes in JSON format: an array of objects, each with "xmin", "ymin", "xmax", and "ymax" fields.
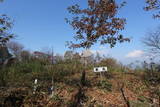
[{"xmin": 93, "ymin": 67, "xmax": 107, "ymax": 72}]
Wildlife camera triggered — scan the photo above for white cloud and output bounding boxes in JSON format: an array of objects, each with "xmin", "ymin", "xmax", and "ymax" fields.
[{"xmin": 126, "ymin": 50, "xmax": 144, "ymax": 58}]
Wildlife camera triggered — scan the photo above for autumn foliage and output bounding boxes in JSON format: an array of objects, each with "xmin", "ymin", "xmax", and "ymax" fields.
[
  {"xmin": 66, "ymin": 0, "xmax": 129, "ymax": 49},
  {"xmin": 144, "ymin": 0, "xmax": 160, "ymax": 18}
]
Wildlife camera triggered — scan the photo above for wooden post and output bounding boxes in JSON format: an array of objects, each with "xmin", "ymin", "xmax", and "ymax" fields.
[
  {"xmin": 81, "ymin": 57, "xmax": 86, "ymax": 86},
  {"xmin": 120, "ymin": 83, "xmax": 130, "ymax": 107},
  {"xmin": 80, "ymin": 49, "xmax": 92, "ymax": 86},
  {"xmin": 100, "ymin": 72, "xmax": 103, "ymax": 83}
]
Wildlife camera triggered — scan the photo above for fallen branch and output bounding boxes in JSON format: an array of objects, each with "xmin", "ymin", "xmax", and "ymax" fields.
[{"xmin": 120, "ymin": 83, "xmax": 130, "ymax": 107}]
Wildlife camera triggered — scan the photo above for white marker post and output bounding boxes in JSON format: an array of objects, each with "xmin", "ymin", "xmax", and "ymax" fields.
[
  {"xmin": 50, "ymin": 77, "xmax": 54, "ymax": 98},
  {"xmin": 93, "ymin": 67, "xmax": 108, "ymax": 82},
  {"xmin": 33, "ymin": 79, "xmax": 38, "ymax": 94}
]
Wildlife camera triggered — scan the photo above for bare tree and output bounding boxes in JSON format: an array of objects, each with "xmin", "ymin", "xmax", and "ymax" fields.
[
  {"xmin": 95, "ymin": 51, "xmax": 102, "ymax": 63},
  {"xmin": 142, "ymin": 26, "xmax": 160, "ymax": 56},
  {"xmin": 6, "ymin": 41, "xmax": 24, "ymax": 59},
  {"xmin": 64, "ymin": 50, "xmax": 74, "ymax": 60}
]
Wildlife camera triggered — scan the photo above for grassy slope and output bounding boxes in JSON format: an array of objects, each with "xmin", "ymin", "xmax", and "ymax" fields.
[{"xmin": 0, "ymin": 57, "xmax": 160, "ymax": 107}]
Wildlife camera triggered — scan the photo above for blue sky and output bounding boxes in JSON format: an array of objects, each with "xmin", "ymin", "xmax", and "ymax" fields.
[{"xmin": 0, "ymin": 0, "xmax": 159, "ymax": 64}]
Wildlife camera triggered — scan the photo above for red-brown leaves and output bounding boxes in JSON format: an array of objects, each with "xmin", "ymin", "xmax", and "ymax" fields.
[
  {"xmin": 66, "ymin": 0, "xmax": 129, "ymax": 49},
  {"xmin": 144, "ymin": 0, "xmax": 160, "ymax": 19}
]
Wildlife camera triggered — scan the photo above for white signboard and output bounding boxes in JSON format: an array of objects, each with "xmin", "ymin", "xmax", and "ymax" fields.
[{"xmin": 93, "ymin": 67, "xmax": 107, "ymax": 72}]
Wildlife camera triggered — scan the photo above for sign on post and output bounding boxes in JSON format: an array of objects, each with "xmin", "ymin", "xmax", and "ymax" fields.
[
  {"xmin": 93, "ymin": 67, "xmax": 107, "ymax": 82},
  {"xmin": 93, "ymin": 67, "xmax": 107, "ymax": 72}
]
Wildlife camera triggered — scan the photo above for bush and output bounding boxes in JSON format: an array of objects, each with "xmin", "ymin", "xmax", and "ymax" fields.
[
  {"xmin": 0, "ymin": 57, "xmax": 85, "ymax": 87},
  {"xmin": 0, "ymin": 68, "xmax": 8, "ymax": 86},
  {"xmin": 99, "ymin": 58, "xmax": 119, "ymax": 67},
  {"xmin": 97, "ymin": 80, "xmax": 112, "ymax": 91},
  {"xmin": 98, "ymin": 57, "xmax": 121, "ymax": 72}
]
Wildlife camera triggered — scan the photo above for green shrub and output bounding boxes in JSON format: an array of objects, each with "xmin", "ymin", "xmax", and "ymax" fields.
[
  {"xmin": 0, "ymin": 68, "xmax": 8, "ymax": 86},
  {"xmin": 97, "ymin": 80, "xmax": 112, "ymax": 91}
]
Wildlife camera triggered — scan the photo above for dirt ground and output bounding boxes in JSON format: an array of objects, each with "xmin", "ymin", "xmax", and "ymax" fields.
[{"xmin": 0, "ymin": 71, "xmax": 159, "ymax": 107}]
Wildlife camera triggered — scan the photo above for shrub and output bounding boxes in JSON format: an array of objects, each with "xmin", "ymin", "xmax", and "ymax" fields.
[{"xmin": 97, "ymin": 80, "xmax": 112, "ymax": 91}]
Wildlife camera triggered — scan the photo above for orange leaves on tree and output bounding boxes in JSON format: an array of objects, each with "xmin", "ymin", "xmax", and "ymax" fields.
[{"xmin": 66, "ymin": 0, "xmax": 129, "ymax": 49}]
